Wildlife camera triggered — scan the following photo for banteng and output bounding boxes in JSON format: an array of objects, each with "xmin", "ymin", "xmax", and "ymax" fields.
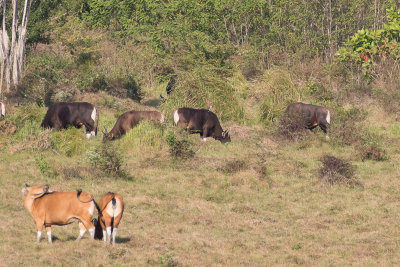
[
  {"xmin": 41, "ymin": 102, "xmax": 98, "ymax": 138},
  {"xmin": 103, "ymin": 110, "xmax": 165, "ymax": 141},
  {"xmin": 94, "ymin": 192, "xmax": 124, "ymax": 245},
  {"xmin": 173, "ymin": 107, "xmax": 230, "ymax": 143},
  {"xmin": 286, "ymin": 102, "xmax": 331, "ymax": 135},
  {"xmin": 22, "ymin": 184, "xmax": 99, "ymax": 243},
  {"xmin": 0, "ymin": 101, "xmax": 5, "ymax": 117}
]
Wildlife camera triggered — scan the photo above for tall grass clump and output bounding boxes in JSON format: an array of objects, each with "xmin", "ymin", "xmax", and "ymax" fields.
[
  {"xmin": 118, "ymin": 120, "xmax": 164, "ymax": 151},
  {"xmin": 10, "ymin": 103, "xmax": 46, "ymax": 141},
  {"xmin": 260, "ymin": 68, "xmax": 303, "ymax": 125},
  {"xmin": 50, "ymin": 127, "xmax": 87, "ymax": 157},
  {"xmin": 161, "ymin": 66, "xmax": 244, "ymax": 122}
]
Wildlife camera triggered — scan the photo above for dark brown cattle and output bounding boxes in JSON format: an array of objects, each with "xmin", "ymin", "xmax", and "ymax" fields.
[
  {"xmin": 103, "ymin": 110, "xmax": 165, "ymax": 141},
  {"xmin": 41, "ymin": 102, "xmax": 98, "ymax": 138},
  {"xmin": 286, "ymin": 102, "xmax": 331, "ymax": 134},
  {"xmin": 173, "ymin": 107, "xmax": 230, "ymax": 143}
]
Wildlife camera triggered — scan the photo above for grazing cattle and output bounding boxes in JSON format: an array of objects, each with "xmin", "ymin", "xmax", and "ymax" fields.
[
  {"xmin": 41, "ymin": 102, "xmax": 98, "ymax": 138},
  {"xmin": 22, "ymin": 184, "xmax": 99, "ymax": 243},
  {"xmin": 103, "ymin": 110, "xmax": 165, "ymax": 141},
  {"xmin": 93, "ymin": 192, "xmax": 124, "ymax": 245},
  {"xmin": 173, "ymin": 107, "xmax": 230, "ymax": 143},
  {"xmin": 286, "ymin": 102, "xmax": 331, "ymax": 134}
]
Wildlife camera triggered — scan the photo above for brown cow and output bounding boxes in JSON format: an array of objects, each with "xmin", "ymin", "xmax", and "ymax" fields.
[
  {"xmin": 22, "ymin": 184, "xmax": 99, "ymax": 243},
  {"xmin": 103, "ymin": 110, "xmax": 165, "ymax": 141},
  {"xmin": 286, "ymin": 102, "xmax": 331, "ymax": 135},
  {"xmin": 173, "ymin": 107, "xmax": 230, "ymax": 143},
  {"xmin": 93, "ymin": 192, "xmax": 124, "ymax": 245}
]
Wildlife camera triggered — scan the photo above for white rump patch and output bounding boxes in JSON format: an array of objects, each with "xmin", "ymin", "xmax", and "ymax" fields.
[
  {"xmin": 89, "ymin": 201, "xmax": 95, "ymax": 215},
  {"xmin": 0, "ymin": 102, "xmax": 5, "ymax": 116},
  {"xmin": 105, "ymin": 198, "xmax": 122, "ymax": 218},
  {"xmin": 91, "ymin": 107, "xmax": 97, "ymax": 121},
  {"xmin": 173, "ymin": 110, "xmax": 179, "ymax": 125},
  {"xmin": 326, "ymin": 110, "xmax": 331, "ymax": 124}
]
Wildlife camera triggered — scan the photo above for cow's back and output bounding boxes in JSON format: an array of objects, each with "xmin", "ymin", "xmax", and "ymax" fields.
[
  {"xmin": 33, "ymin": 191, "xmax": 93, "ymax": 224},
  {"xmin": 176, "ymin": 108, "xmax": 210, "ymax": 129}
]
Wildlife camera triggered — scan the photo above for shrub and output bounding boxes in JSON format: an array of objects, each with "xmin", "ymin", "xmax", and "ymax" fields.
[
  {"xmin": 86, "ymin": 142, "xmax": 130, "ymax": 179},
  {"xmin": 276, "ymin": 112, "xmax": 310, "ymax": 141},
  {"xmin": 34, "ymin": 154, "xmax": 58, "ymax": 177},
  {"xmin": 119, "ymin": 120, "xmax": 164, "ymax": 150},
  {"xmin": 318, "ymin": 155, "xmax": 360, "ymax": 186},
  {"xmin": 166, "ymin": 131, "xmax": 194, "ymax": 159},
  {"xmin": 359, "ymin": 145, "xmax": 388, "ymax": 161},
  {"xmin": 328, "ymin": 107, "xmax": 366, "ymax": 146}
]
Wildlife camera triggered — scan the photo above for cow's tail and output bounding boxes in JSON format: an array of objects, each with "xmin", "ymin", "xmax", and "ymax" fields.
[{"xmin": 94, "ymin": 107, "xmax": 99, "ymax": 137}]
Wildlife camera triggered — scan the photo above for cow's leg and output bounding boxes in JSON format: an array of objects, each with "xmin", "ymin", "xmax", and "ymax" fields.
[
  {"xmin": 202, "ymin": 127, "xmax": 209, "ymax": 142},
  {"xmin": 35, "ymin": 219, "xmax": 44, "ymax": 242},
  {"xmin": 81, "ymin": 218, "xmax": 96, "ymax": 239},
  {"xmin": 45, "ymin": 226, "xmax": 52, "ymax": 243},
  {"xmin": 319, "ymin": 122, "xmax": 327, "ymax": 134},
  {"xmin": 83, "ymin": 122, "xmax": 95, "ymax": 139},
  {"xmin": 76, "ymin": 222, "xmax": 86, "ymax": 241},
  {"xmin": 112, "ymin": 214, "xmax": 123, "ymax": 245},
  {"xmin": 99, "ymin": 218, "xmax": 107, "ymax": 243},
  {"xmin": 105, "ymin": 219, "xmax": 112, "ymax": 244}
]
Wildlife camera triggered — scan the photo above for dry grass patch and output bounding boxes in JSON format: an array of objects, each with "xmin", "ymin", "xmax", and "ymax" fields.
[{"xmin": 318, "ymin": 155, "xmax": 361, "ymax": 187}]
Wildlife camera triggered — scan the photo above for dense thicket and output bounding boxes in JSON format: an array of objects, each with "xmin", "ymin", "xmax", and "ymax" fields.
[{"xmin": 17, "ymin": 0, "xmax": 399, "ymax": 122}]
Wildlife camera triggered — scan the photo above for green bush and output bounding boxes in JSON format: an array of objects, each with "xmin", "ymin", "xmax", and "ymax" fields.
[
  {"xmin": 119, "ymin": 120, "xmax": 164, "ymax": 150},
  {"xmin": 166, "ymin": 130, "xmax": 195, "ymax": 159},
  {"xmin": 50, "ymin": 127, "xmax": 87, "ymax": 157},
  {"xmin": 86, "ymin": 142, "xmax": 130, "ymax": 179}
]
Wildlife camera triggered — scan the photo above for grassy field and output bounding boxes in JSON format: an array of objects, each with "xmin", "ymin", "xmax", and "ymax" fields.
[{"xmin": 1, "ymin": 92, "xmax": 400, "ymax": 266}]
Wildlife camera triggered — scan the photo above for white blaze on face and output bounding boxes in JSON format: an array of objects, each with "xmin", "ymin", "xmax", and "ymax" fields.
[
  {"xmin": 326, "ymin": 110, "xmax": 331, "ymax": 124},
  {"xmin": 0, "ymin": 102, "xmax": 5, "ymax": 116},
  {"xmin": 173, "ymin": 110, "xmax": 179, "ymax": 125}
]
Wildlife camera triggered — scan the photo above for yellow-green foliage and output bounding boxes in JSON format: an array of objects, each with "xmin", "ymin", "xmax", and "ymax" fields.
[
  {"xmin": 259, "ymin": 68, "xmax": 303, "ymax": 125},
  {"xmin": 50, "ymin": 127, "xmax": 87, "ymax": 157},
  {"xmin": 118, "ymin": 120, "xmax": 165, "ymax": 152},
  {"xmin": 161, "ymin": 66, "xmax": 244, "ymax": 122},
  {"xmin": 10, "ymin": 103, "xmax": 46, "ymax": 141}
]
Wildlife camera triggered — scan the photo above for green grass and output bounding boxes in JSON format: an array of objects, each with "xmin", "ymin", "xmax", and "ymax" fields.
[{"xmin": 1, "ymin": 94, "xmax": 400, "ymax": 266}]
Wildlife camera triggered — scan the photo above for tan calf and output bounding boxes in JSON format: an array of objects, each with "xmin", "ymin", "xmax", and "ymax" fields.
[
  {"xmin": 22, "ymin": 184, "xmax": 98, "ymax": 243},
  {"xmin": 94, "ymin": 192, "xmax": 124, "ymax": 245}
]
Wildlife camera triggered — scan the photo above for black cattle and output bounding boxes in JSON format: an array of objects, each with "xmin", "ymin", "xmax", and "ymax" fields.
[
  {"xmin": 160, "ymin": 75, "xmax": 177, "ymax": 103},
  {"xmin": 41, "ymin": 102, "xmax": 98, "ymax": 138},
  {"xmin": 286, "ymin": 102, "xmax": 331, "ymax": 134},
  {"xmin": 173, "ymin": 107, "xmax": 230, "ymax": 143}
]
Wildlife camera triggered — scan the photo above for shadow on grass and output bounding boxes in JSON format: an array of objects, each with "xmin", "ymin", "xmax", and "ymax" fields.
[
  {"xmin": 142, "ymin": 98, "xmax": 162, "ymax": 107},
  {"xmin": 116, "ymin": 236, "xmax": 131, "ymax": 243}
]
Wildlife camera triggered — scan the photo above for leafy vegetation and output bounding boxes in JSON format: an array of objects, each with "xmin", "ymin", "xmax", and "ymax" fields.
[{"xmin": 0, "ymin": 1, "xmax": 400, "ymax": 266}]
